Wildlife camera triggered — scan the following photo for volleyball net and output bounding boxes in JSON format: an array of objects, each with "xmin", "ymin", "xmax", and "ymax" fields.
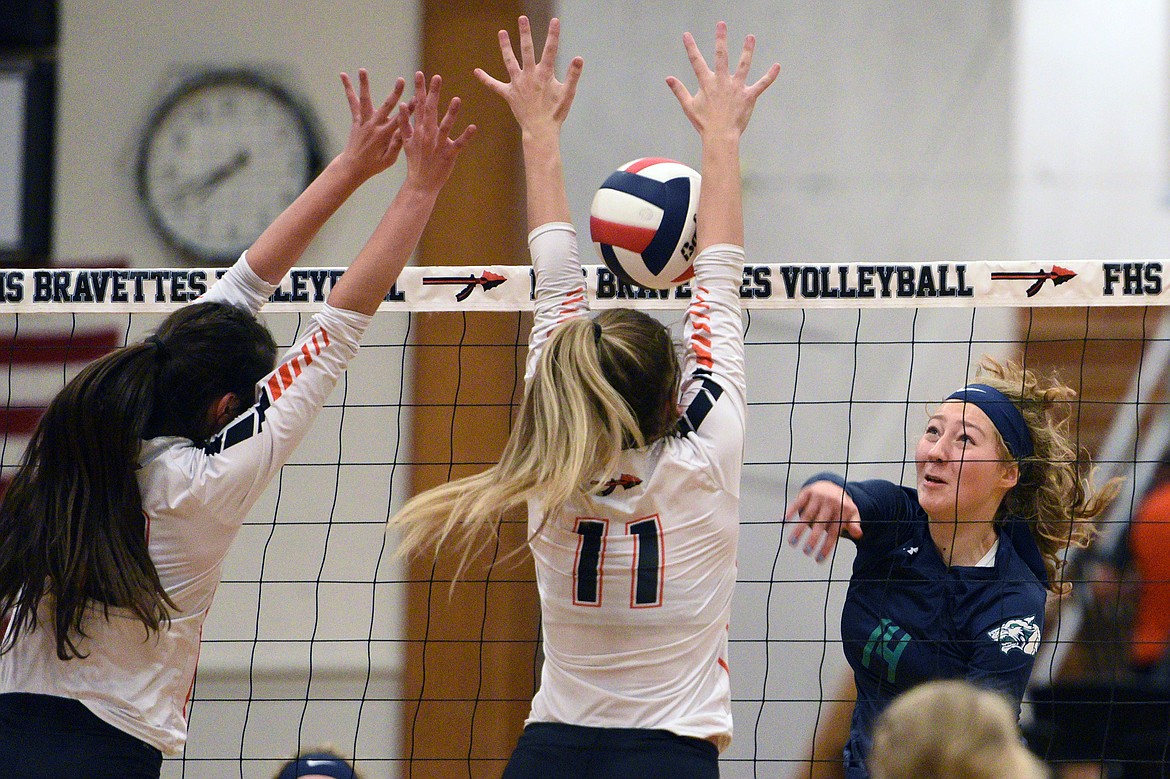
[{"xmin": 1, "ymin": 259, "xmax": 1167, "ymax": 778}]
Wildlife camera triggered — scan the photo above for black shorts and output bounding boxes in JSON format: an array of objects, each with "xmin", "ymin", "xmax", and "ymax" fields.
[
  {"xmin": 501, "ymin": 722, "xmax": 720, "ymax": 779},
  {"xmin": 0, "ymin": 692, "xmax": 163, "ymax": 779}
]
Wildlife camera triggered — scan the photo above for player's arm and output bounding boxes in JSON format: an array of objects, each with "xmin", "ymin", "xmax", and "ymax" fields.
[
  {"xmin": 194, "ymin": 74, "xmax": 474, "ymax": 521},
  {"xmin": 668, "ymin": 25, "xmax": 779, "ymax": 480},
  {"xmin": 202, "ymin": 71, "xmax": 409, "ymax": 314},
  {"xmin": 785, "ymin": 475, "xmax": 863, "ymax": 562},
  {"xmin": 477, "ymin": 16, "xmax": 588, "ymax": 377},
  {"xmin": 328, "ymin": 72, "xmax": 475, "ymax": 315},
  {"xmin": 244, "ymin": 70, "xmax": 408, "ymax": 286},
  {"xmin": 786, "ymin": 476, "xmax": 917, "ymax": 562},
  {"xmin": 666, "ymin": 22, "xmax": 779, "ymax": 252},
  {"xmin": 474, "ymin": 15, "xmax": 582, "ymax": 230}
]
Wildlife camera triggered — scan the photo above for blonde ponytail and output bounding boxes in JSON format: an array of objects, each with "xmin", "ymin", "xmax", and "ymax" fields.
[{"xmin": 390, "ymin": 310, "xmax": 680, "ymax": 576}]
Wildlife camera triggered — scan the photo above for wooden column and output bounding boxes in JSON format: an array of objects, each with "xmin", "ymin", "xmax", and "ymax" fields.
[{"xmin": 404, "ymin": 3, "xmax": 550, "ymax": 777}]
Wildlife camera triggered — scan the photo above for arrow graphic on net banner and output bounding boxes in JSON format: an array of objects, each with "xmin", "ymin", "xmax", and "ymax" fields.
[
  {"xmin": 421, "ymin": 271, "xmax": 508, "ymax": 302},
  {"xmin": 989, "ymin": 266, "xmax": 1077, "ymax": 297}
]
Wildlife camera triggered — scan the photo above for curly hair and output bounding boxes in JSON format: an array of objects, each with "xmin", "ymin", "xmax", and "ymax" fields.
[{"xmin": 974, "ymin": 355, "xmax": 1120, "ymax": 593}]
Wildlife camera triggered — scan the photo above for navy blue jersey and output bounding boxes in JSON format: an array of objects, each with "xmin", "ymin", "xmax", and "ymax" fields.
[{"xmin": 814, "ymin": 474, "xmax": 1047, "ymax": 778}]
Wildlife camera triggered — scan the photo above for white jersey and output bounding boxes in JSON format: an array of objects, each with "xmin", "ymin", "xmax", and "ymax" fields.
[
  {"xmin": 0, "ymin": 254, "xmax": 372, "ymax": 755},
  {"xmin": 524, "ymin": 223, "xmax": 746, "ymax": 751}
]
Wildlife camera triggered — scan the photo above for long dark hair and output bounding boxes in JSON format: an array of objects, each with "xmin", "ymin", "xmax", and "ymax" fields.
[{"xmin": 0, "ymin": 302, "xmax": 276, "ymax": 659}]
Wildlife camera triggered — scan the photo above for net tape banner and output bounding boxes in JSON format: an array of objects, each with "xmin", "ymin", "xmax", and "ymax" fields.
[{"xmin": 0, "ymin": 260, "xmax": 1164, "ymax": 312}]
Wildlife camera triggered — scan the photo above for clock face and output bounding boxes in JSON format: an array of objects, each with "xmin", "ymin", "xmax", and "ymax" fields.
[{"xmin": 137, "ymin": 70, "xmax": 322, "ymax": 263}]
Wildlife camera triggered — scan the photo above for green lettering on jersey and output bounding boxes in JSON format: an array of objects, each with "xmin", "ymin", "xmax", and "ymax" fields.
[{"xmin": 862, "ymin": 618, "xmax": 911, "ymax": 684}]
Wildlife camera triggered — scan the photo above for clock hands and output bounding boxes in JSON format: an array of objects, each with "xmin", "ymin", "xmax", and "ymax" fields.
[{"xmin": 171, "ymin": 149, "xmax": 251, "ymax": 206}]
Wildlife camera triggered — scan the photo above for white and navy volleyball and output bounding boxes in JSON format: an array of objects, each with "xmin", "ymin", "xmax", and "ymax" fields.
[{"xmin": 589, "ymin": 158, "xmax": 701, "ymax": 289}]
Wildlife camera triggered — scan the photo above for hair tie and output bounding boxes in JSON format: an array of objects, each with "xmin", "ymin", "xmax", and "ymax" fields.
[
  {"xmin": 144, "ymin": 335, "xmax": 169, "ymax": 361},
  {"xmin": 945, "ymin": 383, "xmax": 1034, "ymax": 460},
  {"xmin": 592, "ymin": 321, "xmax": 603, "ymax": 344}
]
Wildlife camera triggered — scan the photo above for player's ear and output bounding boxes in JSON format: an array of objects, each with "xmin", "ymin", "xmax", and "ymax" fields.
[
  {"xmin": 999, "ymin": 459, "xmax": 1020, "ymax": 491},
  {"xmin": 207, "ymin": 392, "xmax": 240, "ymax": 434}
]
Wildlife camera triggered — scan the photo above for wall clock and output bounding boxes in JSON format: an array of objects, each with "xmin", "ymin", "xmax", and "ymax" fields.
[{"xmin": 137, "ymin": 69, "xmax": 323, "ymax": 263}]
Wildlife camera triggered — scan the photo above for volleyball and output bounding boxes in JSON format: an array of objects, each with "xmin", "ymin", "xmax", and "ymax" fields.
[{"xmin": 589, "ymin": 158, "xmax": 701, "ymax": 289}]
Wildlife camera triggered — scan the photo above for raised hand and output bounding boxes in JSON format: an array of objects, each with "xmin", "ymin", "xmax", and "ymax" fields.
[
  {"xmin": 785, "ymin": 480, "xmax": 864, "ymax": 563},
  {"xmin": 474, "ymin": 16, "xmax": 583, "ymax": 137},
  {"xmin": 400, "ymin": 71, "xmax": 477, "ymax": 194},
  {"xmin": 666, "ymin": 21, "xmax": 780, "ymax": 140},
  {"xmin": 338, "ymin": 69, "xmax": 409, "ymax": 182}
]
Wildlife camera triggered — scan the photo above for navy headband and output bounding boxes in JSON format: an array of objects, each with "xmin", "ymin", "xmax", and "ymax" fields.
[
  {"xmin": 275, "ymin": 754, "xmax": 356, "ymax": 779},
  {"xmin": 944, "ymin": 383, "xmax": 1034, "ymax": 460}
]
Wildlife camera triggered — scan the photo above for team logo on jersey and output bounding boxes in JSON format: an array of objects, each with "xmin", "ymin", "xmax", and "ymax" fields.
[
  {"xmin": 987, "ymin": 615, "xmax": 1041, "ymax": 656},
  {"xmin": 593, "ymin": 473, "xmax": 642, "ymax": 497}
]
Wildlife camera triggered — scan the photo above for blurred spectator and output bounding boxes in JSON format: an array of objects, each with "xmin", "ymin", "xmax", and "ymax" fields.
[
  {"xmin": 1124, "ymin": 461, "xmax": 1170, "ymax": 687},
  {"xmin": 273, "ymin": 747, "xmax": 360, "ymax": 779},
  {"xmin": 869, "ymin": 680, "xmax": 1049, "ymax": 779}
]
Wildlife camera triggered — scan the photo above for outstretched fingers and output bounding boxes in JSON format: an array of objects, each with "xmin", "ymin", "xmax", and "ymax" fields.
[
  {"xmin": 734, "ymin": 33, "xmax": 756, "ymax": 83},
  {"xmin": 498, "ymin": 28, "xmax": 521, "ymax": 78},
  {"xmin": 341, "ymin": 71, "xmax": 361, "ymax": 123},
  {"xmin": 433, "ymin": 92, "xmax": 477, "ymax": 148},
  {"xmin": 749, "ymin": 63, "xmax": 782, "ymax": 100},
  {"xmin": 476, "ymin": 16, "xmax": 582, "ymax": 132},
  {"xmin": 681, "ymin": 30, "xmax": 710, "ymax": 83},
  {"xmin": 358, "ymin": 69, "xmax": 374, "ymax": 119},
  {"xmin": 518, "ymin": 14, "xmax": 537, "ymax": 68},
  {"xmin": 712, "ymin": 20, "xmax": 729, "ymax": 75},
  {"xmin": 664, "ymin": 74, "xmax": 693, "ymax": 110},
  {"xmin": 740, "ymin": 32, "xmax": 780, "ymax": 100},
  {"xmin": 562, "ymin": 55, "xmax": 584, "ymax": 109},
  {"xmin": 376, "ymin": 77, "xmax": 407, "ymax": 125},
  {"xmin": 539, "ymin": 16, "xmax": 562, "ymax": 73},
  {"xmin": 404, "ymin": 73, "xmax": 476, "ymax": 150},
  {"xmin": 341, "ymin": 71, "xmax": 405, "ymax": 128},
  {"xmin": 394, "ymin": 102, "xmax": 413, "ymax": 141}
]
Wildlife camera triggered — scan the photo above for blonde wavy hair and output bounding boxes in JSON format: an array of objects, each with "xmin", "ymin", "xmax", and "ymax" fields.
[
  {"xmin": 974, "ymin": 355, "xmax": 1120, "ymax": 593},
  {"xmin": 390, "ymin": 309, "xmax": 680, "ymax": 573},
  {"xmin": 870, "ymin": 680, "xmax": 1050, "ymax": 779}
]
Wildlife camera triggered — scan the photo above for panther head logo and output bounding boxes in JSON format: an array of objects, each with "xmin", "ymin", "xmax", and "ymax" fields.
[{"xmin": 987, "ymin": 615, "xmax": 1041, "ymax": 656}]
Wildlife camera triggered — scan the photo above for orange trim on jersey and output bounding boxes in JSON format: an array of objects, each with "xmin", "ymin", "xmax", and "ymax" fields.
[
  {"xmin": 688, "ymin": 288, "xmax": 714, "ymax": 367},
  {"xmin": 558, "ymin": 289, "xmax": 587, "ymax": 315},
  {"xmin": 267, "ymin": 327, "xmax": 329, "ymax": 402},
  {"xmin": 717, "ymin": 657, "xmax": 730, "ymax": 674}
]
